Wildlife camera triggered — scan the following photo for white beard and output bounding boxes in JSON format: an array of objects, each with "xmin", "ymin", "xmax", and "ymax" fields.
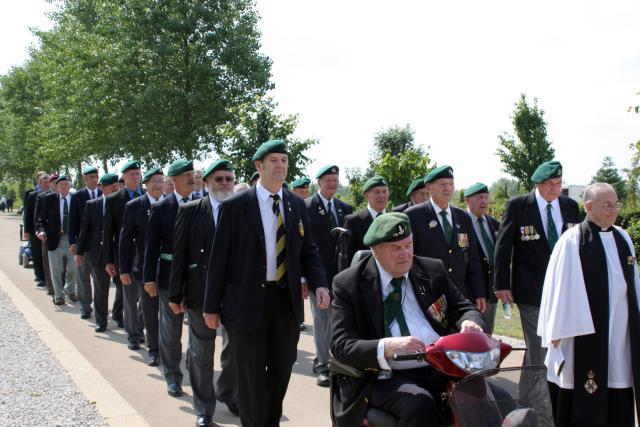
[{"xmin": 209, "ymin": 189, "xmax": 234, "ymax": 202}]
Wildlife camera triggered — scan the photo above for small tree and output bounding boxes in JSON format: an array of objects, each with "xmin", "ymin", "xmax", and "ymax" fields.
[{"xmin": 591, "ymin": 156, "xmax": 627, "ymax": 201}]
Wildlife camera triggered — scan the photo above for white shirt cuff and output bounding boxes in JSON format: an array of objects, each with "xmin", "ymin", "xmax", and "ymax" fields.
[{"xmin": 377, "ymin": 338, "xmax": 391, "ymax": 370}]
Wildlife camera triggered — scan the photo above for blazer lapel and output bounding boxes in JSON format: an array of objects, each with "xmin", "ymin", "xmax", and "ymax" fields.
[
  {"xmin": 246, "ymin": 187, "xmax": 266, "ymax": 241},
  {"xmin": 283, "ymin": 190, "xmax": 296, "ymax": 238},
  {"xmin": 408, "ymin": 264, "xmax": 447, "ymax": 333},
  {"xmin": 200, "ymin": 197, "xmax": 215, "ymax": 241},
  {"xmin": 334, "ymin": 198, "xmax": 346, "ymax": 227},
  {"xmin": 558, "ymin": 197, "xmax": 574, "ymax": 233},
  {"xmin": 361, "ymin": 257, "xmax": 384, "ymax": 338},
  {"xmin": 424, "ymin": 203, "xmax": 448, "ymax": 247},
  {"xmin": 526, "ymin": 192, "xmax": 549, "ymax": 249},
  {"xmin": 314, "ymin": 194, "xmax": 331, "ymax": 229}
]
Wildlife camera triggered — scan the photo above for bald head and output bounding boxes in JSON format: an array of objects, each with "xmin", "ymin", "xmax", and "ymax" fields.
[{"xmin": 584, "ymin": 182, "xmax": 619, "ymax": 229}]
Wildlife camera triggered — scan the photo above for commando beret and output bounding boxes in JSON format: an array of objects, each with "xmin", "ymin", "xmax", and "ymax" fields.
[
  {"xmin": 48, "ymin": 174, "xmax": 59, "ymax": 183},
  {"xmin": 464, "ymin": 182, "xmax": 489, "ymax": 198},
  {"xmin": 405, "ymin": 178, "xmax": 426, "ymax": 198},
  {"xmin": 252, "ymin": 140, "xmax": 288, "ymax": 162},
  {"xmin": 142, "ymin": 167, "xmax": 163, "ymax": 184},
  {"xmin": 363, "ymin": 212, "xmax": 412, "ymax": 247},
  {"xmin": 363, "ymin": 176, "xmax": 388, "ymax": 193},
  {"xmin": 424, "ymin": 165, "xmax": 454, "ymax": 183},
  {"xmin": 82, "ymin": 166, "xmax": 98, "ymax": 175},
  {"xmin": 291, "ymin": 177, "xmax": 311, "ymax": 189},
  {"xmin": 203, "ymin": 159, "xmax": 232, "ymax": 179},
  {"xmin": 55, "ymin": 175, "xmax": 69, "ymax": 184},
  {"xmin": 120, "ymin": 160, "xmax": 141, "ymax": 174},
  {"xmin": 316, "ymin": 165, "xmax": 339, "ymax": 179},
  {"xmin": 531, "ymin": 160, "xmax": 562, "ymax": 183},
  {"xmin": 167, "ymin": 159, "xmax": 194, "ymax": 177},
  {"xmin": 249, "ymin": 171, "xmax": 260, "ymax": 184},
  {"xmin": 100, "ymin": 173, "xmax": 119, "ymax": 186}
]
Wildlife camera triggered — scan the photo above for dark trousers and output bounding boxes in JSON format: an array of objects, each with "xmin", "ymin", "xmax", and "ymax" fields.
[
  {"xmin": 159, "ymin": 288, "xmax": 184, "ymax": 385},
  {"xmin": 216, "ymin": 325, "xmax": 239, "ymax": 407},
  {"xmin": 41, "ymin": 242, "xmax": 53, "ymax": 295},
  {"xmin": 123, "ymin": 277, "xmax": 144, "ymax": 343},
  {"xmin": 76, "ymin": 249, "xmax": 94, "ymax": 313},
  {"xmin": 140, "ymin": 279, "xmax": 159, "ymax": 356},
  {"xmin": 29, "ymin": 235, "xmax": 45, "ymax": 284},
  {"xmin": 187, "ymin": 307, "xmax": 217, "ymax": 417},
  {"xmin": 111, "ymin": 275, "xmax": 123, "ymax": 322},
  {"xmin": 548, "ymin": 382, "xmax": 635, "ymax": 427},
  {"xmin": 369, "ymin": 368, "xmax": 448, "ymax": 427},
  {"xmin": 228, "ymin": 286, "xmax": 299, "ymax": 427},
  {"xmin": 92, "ymin": 264, "xmax": 111, "ymax": 328}
]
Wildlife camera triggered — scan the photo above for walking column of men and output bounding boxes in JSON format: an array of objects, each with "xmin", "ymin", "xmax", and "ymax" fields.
[{"xmin": 19, "ymin": 139, "xmax": 640, "ymax": 427}]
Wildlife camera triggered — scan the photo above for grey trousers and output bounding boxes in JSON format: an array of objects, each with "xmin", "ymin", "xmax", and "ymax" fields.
[
  {"xmin": 159, "ymin": 288, "xmax": 184, "ymax": 385},
  {"xmin": 140, "ymin": 280, "xmax": 159, "ymax": 356},
  {"xmin": 484, "ymin": 302, "xmax": 497, "ymax": 336},
  {"xmin": 76, "ymin": 249, "xmax": 94, "ymax": 312},
  {"xmin": 123, "ymin": 278, "xmax": 144, "ymax": 343},
  {"xmin": 517, "ymin": 303, "xmax": 546, "ymax": 366},
  {"xmin": 216, "ymin": 324, "xmax": 239, "ymax": 406},
  {"xmin": 187, "ymin": 308, "xmax": 217, "ymax": 417},
  {"xmin": 92, "ymin": 264, "xmax": 111, "ymax": 328},
  {"xmin": 47, "ymin": 235, "xmax": 76, "ymax": 300},
  {"xmin": 309, "ymin": 292, "xmax": 330, "ymax": 370}
]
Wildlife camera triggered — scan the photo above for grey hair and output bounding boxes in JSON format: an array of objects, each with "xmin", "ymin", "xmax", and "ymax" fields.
[
  {"xmin": 234, "ymin": 182, "xmax": 250, "ymax": 193},
  {"xmin": 583, "ymin": 182, "xmax": 616, "ymax": 203}
]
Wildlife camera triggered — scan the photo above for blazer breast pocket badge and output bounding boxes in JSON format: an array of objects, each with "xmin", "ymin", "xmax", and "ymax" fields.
[
  {"xmin": 520, "ymin": 225, "xmax": 540, "ymax": 241},
  {"xmin": 427, "ymin": 295, "xmax": 448, "ymax": 328},
  {"xmin": 298, "ymin": 219, "xmax": 305, "ymax": 237}
]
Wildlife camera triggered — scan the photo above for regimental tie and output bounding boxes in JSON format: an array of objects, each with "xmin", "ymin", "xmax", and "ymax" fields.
[
  {"xmin": 62, "ymin": 197, "xmax": 69, "ymax": 234},
  {"xmin": 271, "ymin": 194, "xmax": 287, "ymax": 285},
  {"xmin": 181, "ymin": 196, "xmax": 189, "ymax": 204},
  {"xmin": 384, "ymin": 277, "xmax": 410, "ymax": 337},
  {"xmin": 439, "ymin": 211, "xmax": 454, "ymax": 246},
  {"xmin": 327, "ymin": 201, "xmax": 337, "ymax": 230},
  {"xmin": 478, "ymin": 217, "xmax": 495, "ymax": 266},
  {"xmin": 546, "ymin": 203, "xmax": 559, "ymax": 250}
]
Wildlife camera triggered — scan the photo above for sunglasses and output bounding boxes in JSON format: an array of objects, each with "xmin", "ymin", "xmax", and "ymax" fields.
[{"xmin": 214, "ymin": 176, "xmax": 234, "ymax": 183}]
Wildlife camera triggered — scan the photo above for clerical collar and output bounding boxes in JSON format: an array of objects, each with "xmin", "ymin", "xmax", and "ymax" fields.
[{"xmin": 588, "ymin": 220, "xmax": 613, "ymax": 232}]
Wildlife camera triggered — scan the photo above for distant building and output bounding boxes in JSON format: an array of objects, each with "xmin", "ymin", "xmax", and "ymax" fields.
[{"xmin": 561, "ymin": 184, "xmax": 586, "ymax": 202}]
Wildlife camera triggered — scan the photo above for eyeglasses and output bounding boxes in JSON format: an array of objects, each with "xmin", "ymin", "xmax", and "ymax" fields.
[
  {"xmin": 214, "ymin": 176, "xmax": 234, "ymax": 183},
  {"xmin": 594, "ymin": 202, "xmax": 622, "ymax": 211}
]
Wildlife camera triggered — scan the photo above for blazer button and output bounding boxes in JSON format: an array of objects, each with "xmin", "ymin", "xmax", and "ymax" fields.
[
  {"xmin": 261, "ymin": 283, "xmax": 266, "ymax": 288},
  {"xmin": 448, "ymin": 249, "xmax": 452, "ymax": 254},
  {"xmin": 200, "ymin": 249, "xmax": 204, "ymax": 253},
  {"xmin": 448, "ymin": 268, "xmax": 453, "ymax": 272}
]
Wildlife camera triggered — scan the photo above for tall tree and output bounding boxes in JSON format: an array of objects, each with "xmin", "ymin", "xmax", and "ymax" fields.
[
  {"xmin": 496, "ymin": 94, "xmax": 555, "ymax": 190},
  {"xmin": 592, "ymin": 156, "xmax": 627, "ymax": 201}
]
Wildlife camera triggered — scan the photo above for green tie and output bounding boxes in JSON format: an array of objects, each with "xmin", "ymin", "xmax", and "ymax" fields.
[
  {"xmin": 546, "ymin": 203, "xmax": 559, "ymax": 250},
  {"xmin": 181, "ymin": 196, "xmax": 189, "ymax": 204},
  {"xmin": 439, "ymin": 210, "xmax": 453, "ymax": 245},
  {"xmin": 62, "ymin": 197, "xmax": 69, "ymax": 234},
  {"xmin": 384, "ymin": 277, "xmax": 410, "ymax": 337},
  {"xmin": 478, "ymin": 217, "xmax": 495, "ymax": 266},
  {"xmin": 327, "ymin": 201, "xmax": 337, "ymax": 230}
]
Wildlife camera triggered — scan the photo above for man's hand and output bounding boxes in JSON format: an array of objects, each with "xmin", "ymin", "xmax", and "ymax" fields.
[
  {"xmin": 551, "ymin": 339, "xmax": 561, "ymax": 348},
  {"xmin": 105, "ymin": 263, "xmax": 118, "ymax": 278},
  {"xmin": 383, "ymin": 336, "xmax": 426, "ymax": 359},
  {"xmin": 120, "ymin": 273, "xmax": 132, "ymax": 286},
  {"xmin": 75, "ymin": 254, "xmax": 84, "ymax": 267},
  {"xmin": 69, "ymin": 244, "xmax": 77, "ymax": 255},
  {"xmin": 315, "ymin": 287, "xmax": 331, "ymax": 309},
  {"xmin": 169, "ymin": 302, "xmax": 185, "ymax": 315},
  {"xmin": 203, "ymin": 313, "xmax": 220, "ymax": 330},
  {"xmin": 475, "ymin": 297, "xmax": 487, "ymax": 313},
  {"xmin": 460, "ymin": 320, "xmax": 484, "ymax": 333},
  {"xmin": 301, "ymin": 283, "xmax": 309, "ymax": 299},
  {"xmin": 144, "ymin": 282, "xmax": 158, "ymax": 297},
  {"xmin": 23, "ymin": 232, "xmax": 30, "ymax": 241},
  {"xmin": 494, "ymin": 290, "xmax": 513, "ymax": 304},
  {"xmin": 37, "ymin": 231, "xmax": 46, "ymax": 241}
]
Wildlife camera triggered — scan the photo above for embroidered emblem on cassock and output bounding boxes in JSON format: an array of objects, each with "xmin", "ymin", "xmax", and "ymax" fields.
[{"xmin": 584, "ymin": 370, "xmax": 598, "ymax": 395}]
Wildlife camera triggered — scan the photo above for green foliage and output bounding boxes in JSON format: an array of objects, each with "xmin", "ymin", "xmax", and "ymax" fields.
[
  {"xmin": 344, "ymin": 167, "xmax": 367, "ymax": 210},
  {"xmin": 591, "ymin": 156, "xmax": 627, "ymax": 201},
  {"xmin": 496, "ymin": 94, "xmax": 555, "ymax": 191},
  {"xmin": 371, "ymin": 124, "xmax": 415, "ymax": 159}
]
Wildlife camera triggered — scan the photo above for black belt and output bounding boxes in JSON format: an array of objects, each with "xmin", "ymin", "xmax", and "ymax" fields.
[{"xmin": 263, "ymin": 281, "xmax": 279, "ymax": 287}]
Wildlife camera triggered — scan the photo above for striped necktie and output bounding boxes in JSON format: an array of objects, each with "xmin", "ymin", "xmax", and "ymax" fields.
[{"xmin": 271, "ymin": 194, "xmax": 287, "ymax": 285}]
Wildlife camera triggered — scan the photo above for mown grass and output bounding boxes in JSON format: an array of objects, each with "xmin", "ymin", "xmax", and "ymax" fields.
[{"xmin": 492, "ymin": 303, "xmax": 524, "ymax": 340}]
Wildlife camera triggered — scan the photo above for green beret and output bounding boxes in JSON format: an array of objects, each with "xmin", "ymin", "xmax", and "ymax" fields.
[
  {"xmin": 82, "ymin": 166, "xmax": 98, "ymax": 175},
  {"xmin": 100, "ymin": 173, "xmax": 119, "ymax": 186},
  {"xmin": 55, "ymin": 175, "xmax": 69, "ymax": 184},
  {"xmin": 203, "ymin": 159, "xmax": 232, "ymax": 179},
  {"xmin": 424, "ymin": 165, "xmax": 454, "ymax": 183},
  {"xmin": 291, "ymin": 177, "xmax": 311, "ymax": 189},
  {"xmin": 316, "ymin": 165, "xmax": 339, "ymax": 179},
  {"xmin": 362, "ymin": 176, "xmax": 388, "ymax": 193},
  {"xmin": 363, "ymin": 212, "xmax": 412, "ymax": 247},
  {"xmin": 405, "ymin": 178, "xmax": 426, "ymax": 198},
  {"xmin": 531, "ymin": 160, "xmax": 563, "ymax": 183},
  {"xmin": 249, "ymin": 171, "xmax": 260, "ymax": 184},
  {"xmin": 167, "ymin": 159, "xmax": 193, "ymax": 177},
  {"xmin": 464, "ymin": 182, "xmax": 489, "ymax": 198},
  {"xmin": 252, "ymin": 139, "xmax": 288, "ymax": 162},
  {"xmin": 142, "ymin": 167, "xmax": 163, "ymax": 184},
  {"xmin": 121, "ymin": 160, "xmax": 141, "ymax": 174}
]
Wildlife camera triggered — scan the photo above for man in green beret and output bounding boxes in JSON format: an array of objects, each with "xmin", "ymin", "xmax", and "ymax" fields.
[
  {"xmin": 249, "ymin": 171, "xmax": 260, "ymax": 187},
  {"xmin": 36, "ymin": 175, "xmax": 78, "ymax": 305},
  {"xmin": 393, "ymin": 177, "xmax": 430, "ymax": 213},
  {"xmin": 143, "ymin": 159, "xmax": 197, "ymax": 398},
  {"xmin": 344, "ymin": 175, "xmax": 390, "ymax": 262},
  {"xmin": 69, "ymin": 166, "xmax": 102, "ymax": 319},
  {"xmin": 290, "ymin": 177, "xmax": 311, "ymax": 199},
  {"xmin": 34, "ymin": 174, "xmax": 57, "ymax": 296},
  {"xmin": 117, "ymin": 167, "xmax": 164, "ymax": 363},
  {"xmin": 330, "ymin": 213, "xmax": 485, "ymax": 427},
  {"xmin": 103, "ymin": 160, "xmax": 144, "ymax": 329},
  {"xmin": 304, "ymin": 165, "xmax": 353, "ymax": 386},
  {"xmin": 494, "ymin": 160, "xmax": 579, "ymax": 368},
  {"xmin": 76, "ymin": 173, "xmax": 120, "ymax": 332},
  {"xmin": 203, "ymin": 140, "xmax": 330, "ymax": 426},
  {"xmin": 464, "ymin": 183, "xmax": 500, "ymax": 334},
  {"xmin": 23, "ymin": 171, "xmax": 50, "ymax": 290},
  {"xmin": 405, "ymin": 165, "xmax": 486, "ymax": 312},
  {"xmin": 169, "ymin": 159, "xmax": 238, "ymax": 424}
]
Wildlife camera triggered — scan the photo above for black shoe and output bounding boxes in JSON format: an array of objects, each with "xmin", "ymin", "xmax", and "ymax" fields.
[
  {"xmin": 46, "ymin": 288, "xmax": 53, "ymax": 296},
  {"xmin": 36, "ymin": 281, "xmax": 46, "ymax": 288},
  {"xmin": 167, "ymin": 383, "xmax": 183, "ymax": 397},
  {"xmin": 115, "ymin": 320, "xmax": 124, "ymax": 328},
  {"xmin": 139, "ymin": 337, "xmax": 145, "ymax": 344},
  {"xmin": 147, "ymin": 355, "xmax": 160, "ymax": 367},
  {"xmin": 195, "ymin": 415, "xmax": 213, "ymax": 427},
  {"xmin": 95, "ymin": 325, "xmax": 107, "ymax": 333},
  {"xmin": 53, "ymin": 298, "xmax": 65, "ymax": 305},
  {"xmin": 317, "ymin": 372, "xmax": 330, "ymax": 387},
  {"xmin": 66, "ymin": 292, "xmax": 78, "ymax": 302},
  {"xmin": 128, "ymin": 341, "xmax": 140, "ymax": 350},
  {"xmin": 80, "ymin": 311, "xmax": 91, "ymax": 319}
]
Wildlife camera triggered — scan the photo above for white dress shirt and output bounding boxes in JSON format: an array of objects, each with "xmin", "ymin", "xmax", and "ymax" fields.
[
  {"xmin": 468, "ymin": 210, "xmax": 493, "ymax": 257},
  {"xmin": 147, "ymin": 193, "xmax": 160, "ymax": 205},
  {"xmin": 174, "ymin": 191, "xmax": 193, "ymax": 207},
  {"xmin": 59, "ymin": 193, "xmax": 71, "ymax": 230},
  {"xmin": 101, "ymin": 195, "xmax": 107, "ymax": 216},
  {"xmin": 209, "ymin": 194, "xmax": 221, "ymax": 227},
  {"xmin": 535, "ymin": 188, "xmax": 563, "ymax": 239},
  {"xmin": 256, "ymin": 182, "xmax": 285, "ymax": 281},
  {"xmin": 317, "ymin": 191, "xmax": 338, "ymax": 220},
  {"xmin": 87, "ymin": 188, "xmax": 98, "ymax": 200},
  {"xmin": 431, "ymin": 200, "xmax": 453, "ymax": 234},
  {"xmin": 375, "ymin": 260, "xmax": 440, "ymax": 371},
  {"xmin": 367, "ymin": 205, "xmax": 386, "ymax": 219}
]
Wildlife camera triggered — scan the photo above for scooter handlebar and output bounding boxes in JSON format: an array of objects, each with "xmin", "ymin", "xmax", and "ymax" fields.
[{"xmin": 392, "ymin": 351, "xmax": 426, "ymax": 362}]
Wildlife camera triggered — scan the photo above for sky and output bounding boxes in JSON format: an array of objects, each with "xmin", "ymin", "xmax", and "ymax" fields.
[{"xmin": 2, "ymin": 0, "xmax": 640, "ymax": 188}]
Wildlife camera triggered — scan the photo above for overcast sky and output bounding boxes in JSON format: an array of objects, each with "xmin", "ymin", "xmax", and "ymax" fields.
[{"xmin": 2, "ymin": 0, "xmax": 640, "ymax": 188}]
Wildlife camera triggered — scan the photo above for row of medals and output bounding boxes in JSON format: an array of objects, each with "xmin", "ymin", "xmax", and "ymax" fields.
[{"xmin": 520, "ymin": 226, "xmax": 540, "ymax": 241}]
